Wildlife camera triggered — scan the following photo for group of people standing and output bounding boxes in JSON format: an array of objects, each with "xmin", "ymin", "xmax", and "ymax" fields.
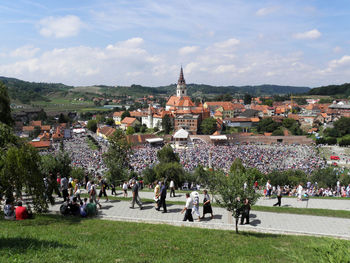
[{"xmin": 181, "ymin": 190, "xmax": 214, "ymax": 222}]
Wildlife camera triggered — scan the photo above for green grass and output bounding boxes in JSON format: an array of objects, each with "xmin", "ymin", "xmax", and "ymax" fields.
[
  {"xmin": 86, "ymin": 137, "xmax": 99, "ymax": 150},
  {"xmin": 1, "ymin": 214, "xmax": 349, "ymax": 263},
  {"xmin": 253, "ymin": 205, "xmax": 350, "ymax": 219}
]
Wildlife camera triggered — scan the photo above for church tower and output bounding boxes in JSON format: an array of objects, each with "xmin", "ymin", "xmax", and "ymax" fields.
[{"xmin": 176, "ymin": 67, "xmax": 187, "ymax": 97}]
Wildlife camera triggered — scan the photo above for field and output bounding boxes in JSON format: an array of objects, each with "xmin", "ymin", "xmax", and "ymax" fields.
[{"xmin": 1, "ymin": 214, "xmax": 349, "ymax": 263}]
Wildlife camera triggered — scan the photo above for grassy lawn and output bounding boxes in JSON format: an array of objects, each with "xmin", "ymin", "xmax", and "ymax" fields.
[{"xmin": 1, "ymin": 214, "xmax": 349, "ymax": 263}]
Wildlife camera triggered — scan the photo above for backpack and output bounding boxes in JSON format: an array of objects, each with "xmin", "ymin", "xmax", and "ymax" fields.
[{"xmin": 90, "ymin": 186, "xmax": 96, "ymax": 196}]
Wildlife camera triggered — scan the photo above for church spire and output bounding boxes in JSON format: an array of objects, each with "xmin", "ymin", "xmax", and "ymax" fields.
[{"xmin": 178, "ymin": 66, "xmax": 186, "ymax": 85}]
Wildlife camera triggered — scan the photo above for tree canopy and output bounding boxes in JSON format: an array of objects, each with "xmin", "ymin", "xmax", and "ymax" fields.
[
  {"xmin": 200, "ymin": 117, "xmax": 217, "ymax": 135},
  {"xmin": 0, "ymin": 82, "xmax": 13, "ymax": 126}
]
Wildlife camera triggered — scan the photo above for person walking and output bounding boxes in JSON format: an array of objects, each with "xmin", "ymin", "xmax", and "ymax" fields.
[
  {"xmin": 266, "ymin": 180, "xmax": 272, "ymax": 199},
  {"xmin": 192, "ymin": 192, "xmax": 200, "ymax": 221},
  {"xmin": 89, "ymin": 181, "xmax": 101, "ymax": 209},
  {"xmin": 97, "ymin": 176, "xmax": 109, "ymax": 203},
  {"xmin": 240, "ymin": 198, "xmax": 250, "ymax": 225},
  {"xmin": 181, "ymin": 193, "xmax": 193, "ymax": 222},
  {"xmin": 273, "ymin": 186, "xmax": 282, "ymax": 207},
  {"xmin": 169, "ymin": 180, "xmax": 176, "ymax": 197},
  {"xmin": 154, "ymin": 181, "xmax": 160, "ymax": 209},
  {"xmin": 157, "ymin": 181, "xmax": 167, "ymax": 213},
  {"xmin": 61, "ymin": 176, "xmax": 69, "ymax": 202},
  {"xmin": 201, "ymin": 190, "xmax": 213, "ymax": 219},
  {"xmin": 130, "ymin": 179, "xmax": 143, "ymax": 210},
  {"xmin": 122, "ymin": 181, "xmax": 128, "ymax": 197},
  {"xmin": 297, "ymin": 183, "xmax": 303, "ymax": 201}
]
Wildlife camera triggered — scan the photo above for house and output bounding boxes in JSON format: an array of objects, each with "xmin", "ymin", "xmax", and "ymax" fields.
[
  {"xmin": 29, "ymin": 140, "xmax": 51, "ymax": 151},
  {"xmin": 22, "ymin": 126, "xmax": 35, "ymax": 136},
  {"xmin": 97, "ymin": 126, "xmax": 116, "ymax": 139},
  {"xmin": 113, "ymin": 111, "xmax": 124, "ymax": 125},
  {"xmin": 30, "ymin": 120, "xmax": 42, "ymax": 127},
  {"xmin": 120, "ymin": 117, "xmax": 140, "ymax": 130},
  {"xmin": 224, "ymin": 118, "xmax": 259, "ymax": 128}
]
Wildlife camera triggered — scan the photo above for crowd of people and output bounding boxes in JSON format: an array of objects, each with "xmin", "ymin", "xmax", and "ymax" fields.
[
  {"xmin": 130, "ymin": 142, "xmax": 326, "ymax": 174},
  {"xmin": 51, "ymin": 134, "xmax": 107, "ymax": 176}
]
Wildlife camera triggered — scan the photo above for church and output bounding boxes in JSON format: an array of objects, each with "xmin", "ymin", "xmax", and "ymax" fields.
[{"xmin": 146, "ymin": 67, "xmax": 210, "ymax": 134}]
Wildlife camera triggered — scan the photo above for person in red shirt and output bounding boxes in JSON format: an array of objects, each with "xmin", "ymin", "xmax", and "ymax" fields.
[{"xmin": 15, "ymin": 201, "xmax": 28, "ymax": 220}]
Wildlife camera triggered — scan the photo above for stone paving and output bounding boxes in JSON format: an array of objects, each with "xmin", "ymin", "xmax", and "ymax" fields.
[{"xmin": 49, "ymin": 190, "xmax": 350, "ymax": 240}]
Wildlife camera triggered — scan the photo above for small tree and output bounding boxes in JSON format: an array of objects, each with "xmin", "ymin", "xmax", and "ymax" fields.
[
  {"xmin": 0, "ymin": 82, "xmax": 13, "ymax": 126},
  {"xmin": 104, "ymin": 129, "xmax": 131, "ymax": 185},
  {"xmin": 157, "ymin": 145, "xmax": 180, "ymax": 163},
  {"xmin": 126, "ymin": 126, "xmax": 135, "ymax": 135},
  {"xmin": 121, "ymin": 110, "xmax": 131, "ymax": 121},
  {"xmin": 87, "ymin": 120, "xmax": 98, "ymax": 133}
]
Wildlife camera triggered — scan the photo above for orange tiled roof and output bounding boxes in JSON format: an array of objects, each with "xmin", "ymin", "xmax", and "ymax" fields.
[
  {"xmin": 113, "ymin": 111, "xmax": 124, "ymax": 117},
  {"xmin": 99, "ymin": 126, "xmax": 116, "ymax": 137},
  {"xmin": 41, "ymin": 125, "xmax": 51, "ymax": 131},
  {"xmin": 121, "ymin": 117, "xmax": 137, "ymax": 125},
  {"xmin": 23, "ymin": 126, "xmax": 35, "ymax": 132},
  {"xmin": 29, "ymin": 141, "xmax": 51, "ymax": 148},
  {"xmin": 167, "ymin": 96, "xmax": 180, "ymax": 106},
  {"xmin": 264, "ymin": 133, "xmax": 272, "ymax": 136},
  {"xmin": 30, "ymin": 121, "xmax": 42, "ymax": 127},
  {"xmin": 176, "ymin": 96, "xmax": 195, "ymax": 107},
  {"xmin": 214, "ymin": 111, "xmax": 223, "ymax": 117}
]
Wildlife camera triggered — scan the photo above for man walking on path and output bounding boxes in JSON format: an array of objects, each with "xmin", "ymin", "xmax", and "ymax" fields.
[
  {"xmin": 61, "ymin": 176, "xmax": 69, "ymax": 202},
  {"xmin": 97, "ymin": 175, "xmax": 109, "ymax": 203},
  {"xmin": 169, "ymin": 180, "xmax": 176, "ymax": 197},
  {"xmin": 130, "ymin": 180, "xmax": 143, "ymax": 210},
  {"xmin": 157, "ymin": 181, "xmax": 167, "ymax": 213},
  {"xmin": 273, "ymin": 186, "xmax": 282, "ymax": 207},
  {"xmin": 181, "ymin": 193, "xmax": 193, "ymax": 222}
]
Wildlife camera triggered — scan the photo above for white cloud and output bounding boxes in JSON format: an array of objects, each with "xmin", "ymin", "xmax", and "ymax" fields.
[
  {"xmin": 38, "ymin": 15, "xmax": 82, "ymax": 38},
  {"xmin": 184, "ymin": 62, "xmax": 199, "ymax": 74},
  {"xmin": 10, "ymin": 45, "xmax": 40, "ymax": 58},
  {"xmin": 256, "ymin": 7, "xmax": 278, "ymax": 16},
  {"xmin": 293, "ymin": 29, "xmax": 321, "ymax": 40},
  {"xmin": 214, "ymin": 64, "xmax": 236, "ymax": 73},
  {"xmin": 213, "ymin": 38, "xmax": 240, "ymax": 49},
  {"xmin": 179, "ymin": 46, "xmax": 199, "ymax": 56},
  {"xmin": 333, "ymin": 46, "xmax": 342, "ymax": 53}
]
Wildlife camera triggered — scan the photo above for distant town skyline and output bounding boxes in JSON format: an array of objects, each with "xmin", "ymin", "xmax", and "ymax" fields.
[{"xmin": 1, "ymin": 0, "xmax": 350, "ymax": 87}]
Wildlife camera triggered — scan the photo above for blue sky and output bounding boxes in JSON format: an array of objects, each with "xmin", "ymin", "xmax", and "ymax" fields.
[{"xmin": 1, "ymin": 0, "xmax": 350, "ymax": 87}]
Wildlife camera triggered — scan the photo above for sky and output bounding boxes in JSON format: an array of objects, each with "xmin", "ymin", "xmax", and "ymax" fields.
[{"xmin": 1, "ymin": 0, "xmax": 350, "ymax": 87}]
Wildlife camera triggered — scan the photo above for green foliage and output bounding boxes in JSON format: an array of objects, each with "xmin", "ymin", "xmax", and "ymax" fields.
[
  {"xmin": 104, "ymin": 129, "xmax": 131, "ymax": 184},
  {"xmin": 267, "ymin": 170, "xmax": 307, "ymax": 187},
  {"xmin": 157, "ymin": 145, "xmax": 180, "ymax": 163},
  {"xmin": 58, "ymin": 113, "xmax": 69, "ymax": 123},
  {"xmin": 339, "ymin": 138, "xmax": 350, "ymax": 146},
  {"xmin": 272, "ymin": 128, "xmax": 284, "ymax": 136},
  {"xmin": 87, "ymin": 120, "xmax": 97, "ymax": 133},
  {"xmin": 161, "ymin": 114, "xmax": 172, "ymax": 134},
  {"xmin": 0, "ymin": 81, "xmax": 13, "ymax": 126},
  {"xmin": 153, "ymin": 127, "xmax": 159, "ymax": 132},
  {"xmin": 121, "ymin": 110, "xmax": 130, "ymax": 120},
  {"xmin": 230, "ymin": 158, "xmax": 246, "ymax": 173},
  {"xmin": 311, "ymin": 167, "xmax": 338, "ymax": 188},
  {"xmin": 308, "ymin": 82, "xmax": 350, "ymax": 97},
  {"xmin": 126, "ymin": 126, "xmax": 135, "ymax": 135},
  {"xmin": 142, "ymin": 167, "xmax": 158, "ymax": 185},
  {"xmin": 282, "ymin": 118, "xmax": 297, "ymax": 129},
  {"xmin": 257, "ymin": 118, "xmax": 281, "ymax": 133},
  {"xmin": 71, "ymin": 167, "xmax": 85, "ymax": 183},
  {"xmin": 40, "ymin": 151, "xmax": 72, "ymax": 178},
  {"xmin": 243, "ymin": 94, "xmax": 252, "ymax": 104},
  {"xmin": 155, "ymin": 162, "xmax": 185, "ymax": 186},
  {"xmin": 262, "ymin": 99, "xmax": 273, "ymax": 106},
  {"xmin": 213, "ymin": 169, "xmax": 261, "ymax": 233},
  {"xmin": 325, "ymin": 137, "xmax": 337, "ymax": 145},
  {"xmin": 200, "ymin": 117, "xmax": 217, "ymax": 135},
  {"xmin": 333, "ymin": 117, "xmax": 350, "ymax": 137},
  {"xmin": 324, "ymin": 127, "xmax": 340, "ymax": 138},
  {"xmin": 213, "ymin": 93, "xmax": 233, "ymax": 101},
  {"xmin": 105, "ymin": 118, "xmax": 114, "ymax": 126}
]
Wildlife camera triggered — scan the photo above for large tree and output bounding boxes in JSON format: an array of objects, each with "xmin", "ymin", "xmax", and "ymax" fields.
[
  {"xmin": 0, "ymin": 81, "xmax": 13, "ymax": 126},
  {"xmin": 104, "ymin": 129, "xmax": 131, "ymax": 184},
  {"xmin": 161, "ymin": 114, "xmax": 172, "ymax": 134},
  {"xmin": 87, "ymin": 120, "xmax": 98, "ymax": 133},
  {"xmin": 0, "ymin": 123, "xmax": 47, "ymax": 211},
  {"xmin": 200, "ymin": 117, "xmax": 217, "ymax": 135}
]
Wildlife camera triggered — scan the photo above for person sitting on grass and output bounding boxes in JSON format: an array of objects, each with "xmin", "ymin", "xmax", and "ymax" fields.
[
  {"xmin": 4, "ymin": 199, "xmax": 15, "ymax": 220},
  {"xmin": 15, "ymin": 201, "xmax": 31, "ymax": 220},
  {"xmin": 80, "ymin": 198, "xmax": 88, "ymax": 217},
  {"xmin": 86, "ymin": 198, "xmax": 98, "ymax": 217},
  {"xmin": 68, "ymin": 197, "xmax": 80, "ymax": 216}
]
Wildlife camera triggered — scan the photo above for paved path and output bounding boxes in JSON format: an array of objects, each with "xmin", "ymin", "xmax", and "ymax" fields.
[
  {"xmin": 109, "ymin": 189, "xmax": 350, "ymax": 211},
  {"xmin": 50, "ymin": 194, "xmax": 350, "ymax": 240}
]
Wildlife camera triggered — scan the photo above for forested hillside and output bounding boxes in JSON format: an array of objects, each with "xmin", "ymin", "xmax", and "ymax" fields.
[{"xmin": 308, "ymin": 83, "xmax": 350, "ymax": 97}]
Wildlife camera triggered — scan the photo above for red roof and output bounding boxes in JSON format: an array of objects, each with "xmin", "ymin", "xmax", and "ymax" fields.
[
  {"xmin": 121, "ymin": 117, "xmax": 137, "ymax": 125},
  {"xmin": 113, "ymin": 111, "xmax": 124, "ymax": 117},
  {"xmin": 30, "ymin": 121, "xmax": 42, "ymax": 127},
  {"xmin": 29, "ymin": 141, "xmax": 51, "ymax": 148},
  {"xmin": 99, "ymin": 126, "xmax": 116, "ymax": 137},
  {"xmin": 176, "ymin": 96, "xmax": 195, "ymax": 107}
]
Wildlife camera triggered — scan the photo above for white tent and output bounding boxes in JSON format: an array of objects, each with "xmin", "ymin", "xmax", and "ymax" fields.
[
  {"xmin": 209, "ymin": 135, "xmax": 227, "ymax": 140},
  {"xmin": 146, "ymin": 138, "xmax": 164, "ymax": 144},
  {"xmin": 173, "ymin": 128, "xmax": 189, "ymax": 139}
]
